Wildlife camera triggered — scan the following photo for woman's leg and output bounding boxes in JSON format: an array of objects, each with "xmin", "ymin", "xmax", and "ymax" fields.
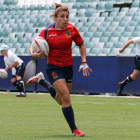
[
  {"xmin": 16, "ymin": 76, "xmax": 25, "ymax": 93},
  {"xmin": 53, "ymin": 79, "xmax": 76, "ymax": 131},
  {"xmin": 117, "ymin": 69, "xmax": 140, "ymax": 95},
  {"xmin": 130, "ymin": 69, "xmax": 140, "ymax": 80},
  {"xmin": 53, "ymin": 79, "xmax": 85, "ymax": 136}
]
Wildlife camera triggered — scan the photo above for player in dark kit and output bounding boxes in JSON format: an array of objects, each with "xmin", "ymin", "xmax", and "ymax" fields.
[{"xmin": 27, "ymin": 3, "xmax": 92, "ymax": 137}]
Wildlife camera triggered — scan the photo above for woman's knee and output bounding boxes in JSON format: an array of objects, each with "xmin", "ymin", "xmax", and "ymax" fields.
[
  {"xmin": 11, "ymin": 78, "xmax": 16, "ymax": 83},
  {"xmin": 55, "ymin": 94, "xmax": 62, "ymax": 105},
  {"xmin": 131, "ymin": 74, "xmax": 139, "ymax": 80},
  {"xmin": 16, "ymin": 76, "xmax": 22, "ymax": 81},
  {"xmin": 61, "ymin": 94, "xmax": 71, "ymax": 104}
]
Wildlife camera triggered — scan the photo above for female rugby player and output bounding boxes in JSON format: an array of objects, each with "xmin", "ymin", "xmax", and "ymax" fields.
[
  {"xmin": 0, "ymin": 44, "xmax": 26, "ymax": 97},
  {"xmin": 117, "ymin": 37, "xmax": 140, "ymax": 96},
  {"xmin": 28, "ymin": 3, "xmax": 92, "ymax": 137}
]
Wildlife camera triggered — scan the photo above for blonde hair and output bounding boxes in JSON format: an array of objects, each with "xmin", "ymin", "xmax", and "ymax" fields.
[{"xmin": 51, "ymin": 3, "xmax": 69, "ymax": 18}]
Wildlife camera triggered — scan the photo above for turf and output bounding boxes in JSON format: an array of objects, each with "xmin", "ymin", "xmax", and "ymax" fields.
[{"xmin": 0, "ymin": 93, "xmax": 140, "ymax": 140}]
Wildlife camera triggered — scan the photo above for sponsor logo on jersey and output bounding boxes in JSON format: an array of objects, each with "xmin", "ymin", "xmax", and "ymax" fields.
[
  {"xmin": 52, "ymin": 72, "xmax": 58, "ymax": 79},
  {"xmin": 65, "ymin": 30, "xmax": 71, "ymax": 38},
  {"xmin": 49, "ymin": 34, "xmax": 57, "ymax": 37}
]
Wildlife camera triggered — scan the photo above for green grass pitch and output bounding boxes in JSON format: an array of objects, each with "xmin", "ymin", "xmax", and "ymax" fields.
[{"xmin": 0, "ymin": 93, "xmax": 140, "ymax": 140}]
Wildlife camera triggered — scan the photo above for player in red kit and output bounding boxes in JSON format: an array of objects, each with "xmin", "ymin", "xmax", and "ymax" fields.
[{"xmin": 27, "ymin": 3, "xmax": 92, "ymax": 137}]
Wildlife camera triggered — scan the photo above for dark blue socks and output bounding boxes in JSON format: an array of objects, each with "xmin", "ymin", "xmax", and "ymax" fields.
[
  {"xmin": 39, "ymin": 79, "xmax": 56, "ymax": 99},
  {"xmin": 62, "ymin": 105, "xmax": 77, "ymax": 133}
]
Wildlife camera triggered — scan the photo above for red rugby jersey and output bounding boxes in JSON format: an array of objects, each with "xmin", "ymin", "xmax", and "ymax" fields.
[{"xmin": 39, "ymin": 23, "xmax": 83, "ymax": 67}]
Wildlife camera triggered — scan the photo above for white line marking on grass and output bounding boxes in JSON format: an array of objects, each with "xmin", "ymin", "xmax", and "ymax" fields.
[{"xmin": 1, "ymin": 91, "xmax": 140, "ymax": 99}]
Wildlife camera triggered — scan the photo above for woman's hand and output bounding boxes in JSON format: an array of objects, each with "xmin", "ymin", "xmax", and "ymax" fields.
[
  {"xmin": 31, "ymin": 50, "xmax": 45, "ymax": 59},
  {"xmin": 9, "ymin": 65, "xmax": 13, "ymax": 69},
  {"xmin": 78, "ymin": 63, "xmax": 92, "ymax": 76},
  {"xmin": 119, "ymin": 49, "xmax": 124, "ymax": 53}
]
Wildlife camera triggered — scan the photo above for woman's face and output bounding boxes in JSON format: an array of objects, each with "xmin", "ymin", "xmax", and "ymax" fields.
[
  {"xmin": 1, "ymin": 50, "xmax": 7, "ymax": 55},
  {"xmin": 54, "ymin": 11, "xmax": 69, "ymax": 29}
]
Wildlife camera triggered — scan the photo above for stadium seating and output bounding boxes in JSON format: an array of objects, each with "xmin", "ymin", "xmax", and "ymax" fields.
[{"xmin": 0, "ymin": 0, "xmax": 139, "ymax": 56}]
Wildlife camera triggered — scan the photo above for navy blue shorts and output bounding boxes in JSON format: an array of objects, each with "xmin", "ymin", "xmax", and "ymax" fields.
[
  {"xmin": 46, "ymin": 64, "xmax": 73, "ymax": 85},
  {"xmin": 12, "ymin": 63, "xmax": 26, "ymax": 78},
  {"xmin": 134, "ymin": 55, "xmax": 140, "ymax": 71}
]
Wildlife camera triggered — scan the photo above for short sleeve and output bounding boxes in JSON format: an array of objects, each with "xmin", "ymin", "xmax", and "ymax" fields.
[
  {"xmin": 73, "ymin": 26, "xmax": 83, "ymax": 46},
  {"xmin": 133, "ymin": 37, "xmax": 140, "ymax": 44},
  {"xmin": 11, "ymin": 54, "xmax": 19, "ymax": 63},
  {"xmin": 4, "ymin": 58, "xmax": 9, "ymax": 68},
  {"xmin": 39, "ymin": 29, "xmax": 45, "ymax": 39}
]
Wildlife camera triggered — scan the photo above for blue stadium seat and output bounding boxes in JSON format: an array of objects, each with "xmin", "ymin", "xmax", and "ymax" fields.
[
  {"xmin": 79, "ymin": 27, "xmax": 89, "ymax": 32},
  {"xmin": 16, "ymin": 48, "xmax": 26, "ymax": 55},
  {"xmin": 97, "ymin": 27, "xmax": 106, "ymax": 32},
  {"xmin": 119, "ymin": 37, "xmax": 129, "ymax": 43},
  {"xmin": 43, "ymin": 4, "xmax": 50, "ymax": 10},
  {"xmin": 110, "ymin": 37, "xmax": 119, "ymax": 43},
  {"xmin": 77, "ymin": 9, "xmax": 86, "ymax": 17},
  {"xmin": 36, "ymin": 4, "xmax": 43, "ymax": 10},
  {"xmin": 85, "ymin": 42, "xmax": 94, "ymax": 48},
  {"xmin": 100, "ymin": 37, "xmax": 109, "ymax": 43},
  {"xmin": 100, "ymin": 48, "xmax": 111, "ymax": 56},
  {"xmin": 7, "ymin": 5, "xmax": 14, "ymax": 11},
  {"xmin": 103, "ymin": 32, "xmax": 112, "ymax": 38},
  {"xmin": 24, "ymin": 33, "xmax": 32, "ymax": 38},
  {"xmin": 14, "ymin": 5, "xmax": 20, "ymax": 11},
  {"xmin": 9, "ymin": 48, "xmax": 16, "ymax": 53},
  {"xmin": 22, "ymin": 43, "xmax": 30, "ymax": 48},
  {"xmin": 2, "ymin": 38, "xmax": 10, "ymax": 43},
  {"xmin": 101, "ymin": 12, "xmax": 109, "ymax": 17},
  {"xmin": 81, "ymin": 2, "xmax": 89, "ymax": 9},
  {"xmin": 85, "ymin": 9, "xmax": 94, "ymax": 17},
  {"xmin": 4, "ymin": 28, "xmax": 12, "ymax": 37},
  {"xmin": 109, "ymin": 48, "xmax": 120, "ymax": 55},
  {"xmin": 14, "ymin": 43, "xmax": 22, "ymax": 48},
  {"xmin": 18, "ymin": 38, "xmax": 27, "ymax": 44},
  {"xmin": 11, "ymin": 0, "xmax": 18, "ymax": 5},
  {"xmin": 7, "ymin": 43, "xmax": 14, "ymax": 48},
  {"xmin": 91, "ymin": 38, "xmax": 100, "ymax": 43},
  {"xmin": 0, "ymin": 5, "xmax": 7, "ymax": 11},
  {"xmin": 104, "ymin": 42, "xmax": 114, "ymax": 48},
  {"xmin": 89, "ymin": 48, "xmax": 101, "ymax": 56},
  {"xmin": 21, "ymin": 5, "xmax": 28, "ymax": 11},
  {"xmin": 112, "ymin": 32, "xmax": 122, "ymax": 37},
  {"xmin": 8, "ymin": 19, "xmax": 15, "ymax": 24},
  {"xmin": 114, "ymin": 42, "xmax": 124, "ymax": 48},
  {"xmin": 105, "ymin": 2, "xmax": 113, "ymax": 12},
  {"xmin": 4, "ymin": 0, "xmax": 11, "ymax": 5},
  {"xmin": 8, "ymin": 33, "xmax": 16, "ymax": 38},
  {"xmin": 9, "ymin": 38, "xmax": 18, "ymax": 43},
  {"xmin": 96, "ymin": 2, "xmax": 106, "ymax": 12}
]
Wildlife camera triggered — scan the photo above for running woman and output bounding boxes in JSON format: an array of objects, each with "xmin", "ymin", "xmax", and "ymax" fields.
[
  {"xmin": 27, "ymin": 3, "xmax": 92, "ymax": 136},
  {"xmin": 117, "ymin": 37, "xmax": 140, "ymax": 96}
]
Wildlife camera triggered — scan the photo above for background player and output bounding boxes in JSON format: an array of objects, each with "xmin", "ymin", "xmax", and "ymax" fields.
[
  {"xmin": 0, "ymin": 45, "xmax": 26, "ymax": 97},
  {"xmin": 27, "ymin": 3, "xmax": 92, "ymax": 137},
  {"xmin": 117, "ymin": 37, "xmax": 140, "ymax": 96}
]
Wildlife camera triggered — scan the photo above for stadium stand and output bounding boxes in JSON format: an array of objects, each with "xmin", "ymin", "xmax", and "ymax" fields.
[{"xmin": 0, "ymin": 0, "xmax": 138, "ymax": 55}]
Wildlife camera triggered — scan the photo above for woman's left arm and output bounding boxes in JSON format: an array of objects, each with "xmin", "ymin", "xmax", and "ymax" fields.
[{"xmin": 78, "ymin": 44, "xmax": 92, "ymax": 76}]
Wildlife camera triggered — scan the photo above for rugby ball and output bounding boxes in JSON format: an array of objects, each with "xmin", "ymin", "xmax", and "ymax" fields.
[
  {"xmin": 0, "ymin": 69, "xmax": 8, "ymax": 79},
  {"xmin": 23, "ymin": 60, "xmax": 36, "ymax": 89},
  {"xmin": 32, "ymin": 36, "xmax": 49, "ymax": 58}
]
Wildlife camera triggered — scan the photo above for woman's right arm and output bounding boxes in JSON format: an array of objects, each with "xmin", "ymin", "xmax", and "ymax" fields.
[
  {"xmin": 5, "ymin": 67, "xmax": 9, "ymax": 71},
  {"xmin": 119, "ymin": 39, "xmax": 134, "ymax": 53},
  {"xmin": 29, "ymin": 45, "xmax": 45, "ymax": 59}
]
